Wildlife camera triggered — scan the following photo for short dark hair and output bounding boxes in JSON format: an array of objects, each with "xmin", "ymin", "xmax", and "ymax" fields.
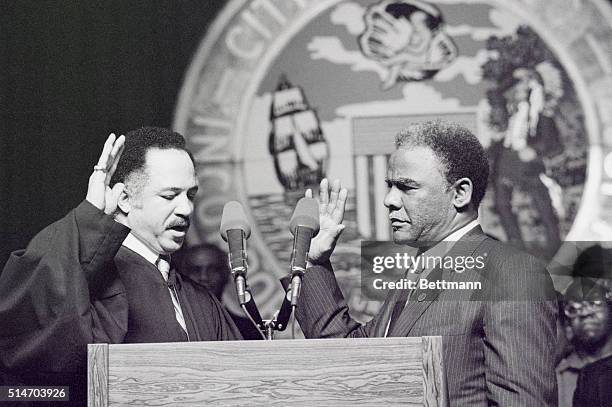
[
  {"xmin": 395, "ymin": 120, "xmax": 489, "ymax": 208},
  {"xmin": 110, "ymin": 126, "xmax": 194, "ymax": 188}
]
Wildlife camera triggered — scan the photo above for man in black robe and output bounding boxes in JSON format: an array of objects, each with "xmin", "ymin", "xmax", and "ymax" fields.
[{"xmin": 0, "ymin": 128, "xmax": 242, "ymax": 405}]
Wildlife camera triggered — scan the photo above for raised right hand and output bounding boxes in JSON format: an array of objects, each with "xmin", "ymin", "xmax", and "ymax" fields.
[
  {"xmin": 306, "ymin": 178, "xmax": 348, "ymax": 265},
  {"xmin": 86, "ymin": 133, "xmax": 125, "ymax": 215}
]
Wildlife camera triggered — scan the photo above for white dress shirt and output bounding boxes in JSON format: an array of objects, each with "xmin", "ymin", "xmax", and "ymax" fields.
[{"xmin": 122, "ymin": 233, "xmax": 188, "ymax": 334}]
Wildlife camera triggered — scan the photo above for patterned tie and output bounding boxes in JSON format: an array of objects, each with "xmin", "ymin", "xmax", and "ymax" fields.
[
  {"xmin": 156, "ymin": 255, "xmax": 188, "ymax": 337},
  {"xmin": 156, "ymin": 255, "xmax": 171, "ymax": 279}
]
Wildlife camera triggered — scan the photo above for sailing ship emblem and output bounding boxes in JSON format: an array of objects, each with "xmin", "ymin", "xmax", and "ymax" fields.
[{"xmin": 268, "ymin": 75, "xmax": 329, "ymax": 200}]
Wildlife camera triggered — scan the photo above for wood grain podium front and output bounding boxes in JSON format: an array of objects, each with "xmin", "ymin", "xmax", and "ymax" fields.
[{"xmin": 88, "ymin": 336, "xmax": 447, "ymax": 406}]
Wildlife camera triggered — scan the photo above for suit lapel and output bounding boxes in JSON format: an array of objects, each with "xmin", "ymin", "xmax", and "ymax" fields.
[
  {"xmin": 389, "ymin": 267, "xmax": 446, "ymax": 336},
  {"xmin": 389, "ymin": 226, "xmax": 488, "ymax": 337},
  {"xmin": 377, "ymin": 285, "xmax": 406, "ymax": 337}
]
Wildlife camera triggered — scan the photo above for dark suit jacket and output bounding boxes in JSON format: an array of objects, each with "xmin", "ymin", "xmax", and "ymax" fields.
[
  {"xmin": 573, "ymin": 355, "xmax": 612, "ymax": 407},
  {"xmin": 296, "ymin": 226, "xmax": 559, "ymax": 406}
]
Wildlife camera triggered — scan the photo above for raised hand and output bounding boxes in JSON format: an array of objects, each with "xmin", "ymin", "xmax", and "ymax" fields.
[
  {"xmin": 86, "ymin": 133, "xmax": 125, "ymax": 215},
  {"xmin": 306, "ymin": 178, "xmax": 348, "ymax": 265}
]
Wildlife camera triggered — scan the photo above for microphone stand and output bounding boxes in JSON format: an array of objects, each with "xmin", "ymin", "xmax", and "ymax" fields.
[
  {"xmin": 262, "ymin": 288, "xmax": 295, "ymax": 340},
  {"xmin": 241, "ymin": 288, "xmax": 264, "ymax": 329},
  {"xmin": 230, "ymin": 252, "xmax": 299, "ymax": 340},
  {"xmin": 238, "ymin": 279, "xmax": 297, "ymax": 340}
]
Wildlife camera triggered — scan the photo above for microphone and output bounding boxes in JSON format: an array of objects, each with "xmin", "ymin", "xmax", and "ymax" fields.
[
  {"xmin": 220, "ymin": 201, "xmax": 251, "ymax": 304},
  {"xmin": 288, "ymin": 197, "xmax": 320, "ymax": 306}
]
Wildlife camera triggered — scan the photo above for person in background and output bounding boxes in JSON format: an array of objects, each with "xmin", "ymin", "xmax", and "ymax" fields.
[
  {"xmin": 178, "ymin": 243, "xmax": 263, "ymax": 340},
  {"xmin": 573, "ymin": 352, "xmax": 612, "ymax": 406},
  {"xmin": 556, "ymin": 277, "xmax": 612, "ymax": 407}
]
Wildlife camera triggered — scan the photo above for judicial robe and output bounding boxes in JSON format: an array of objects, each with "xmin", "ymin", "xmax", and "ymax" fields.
[{"xmin": 0, "ymin": 201, "xmax": 242, "ymax": 405}]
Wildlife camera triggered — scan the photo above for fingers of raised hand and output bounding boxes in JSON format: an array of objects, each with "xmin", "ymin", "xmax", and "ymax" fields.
[
  {"xmin": 105, "ymin": 135, "xmax": 125, "ymax": 183},
  {"xmin": 109, "ymin": 135, "xmax": 125, "ymax": 165},
  {"xmin": 305, "ymin": 188, "xmax": 313, "ymax": 199},
  {"xmin": 95, "ymin": 133, "xmax": 124, "ymax": 169},
  {"xmin": 328, "ymin": 179, "xmax": 341, "ymax": 211},
  {"xmin": 87, "ymin": 133, "xmax": 124, "ymax": 212},
  {"xmin": 319, "ymin": 177, "xmax": 329, "ymax": 204},
  {"xmin": 332, "ymin": 188, "xmax": 348, "ymax": 223},
  {"xmin": 96, "ymin": 133, "xmax": 117, "ymax": 169},
  {"xmin": 318, "ymin": 178, "xmax": 329, "ymax": 215}
]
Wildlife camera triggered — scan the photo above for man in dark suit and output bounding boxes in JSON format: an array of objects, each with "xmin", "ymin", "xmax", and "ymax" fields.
[
  {"xmin": 0, "ymin": 128, "xmax": 241, "ymax": 405},
  {"xmin": 300, "ymin": 120, "xmax": 558, "ymax": 405},
  {"xmin": 573, "ymin": 354, "xmax": 612, "ymax": 406}
]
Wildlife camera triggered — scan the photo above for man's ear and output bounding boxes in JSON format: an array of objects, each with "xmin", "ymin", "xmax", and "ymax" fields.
[
  {"xmin": 452, "ymin": 177, "xmax": 473, "ymax": 210},
  {"xmin": 117, "ymin": 188, "xmax": 131, "ymax": 214}
]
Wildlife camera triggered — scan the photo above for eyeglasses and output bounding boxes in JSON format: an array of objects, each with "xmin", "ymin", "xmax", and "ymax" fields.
[{"xmin": 564, "ymin": 301, "xmax": 606, "ymax": 318}]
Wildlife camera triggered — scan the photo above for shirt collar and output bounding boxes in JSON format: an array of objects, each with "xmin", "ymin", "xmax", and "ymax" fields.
[
  {"xmin": 420, "ymin": 219, "xmax": 480, "ymax": 258},
  {"xmin": 556, "ymin": 351, "xmax": 595, "ymax": 373},
  {"xmin": 557, "ymin": 342, "xmax": 612, "ymax": 373},
  {"xmin": 443, "ymin": 219, "xmax": 480, "ymax": 242},
  {"xmin": 122, "ymin": 233, "xmax": 161, "ymax": 266}
]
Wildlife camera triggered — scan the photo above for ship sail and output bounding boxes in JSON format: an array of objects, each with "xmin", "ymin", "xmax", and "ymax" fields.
[{"xmin": 269, "ymin": 75, "xmax": 329, "ymax": 196}]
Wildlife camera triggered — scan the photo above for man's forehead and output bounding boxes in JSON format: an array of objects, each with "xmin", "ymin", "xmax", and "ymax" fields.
[
  {"xmin": 149, "ymin": 175, "xmax": 198, "ymax": 191},
  {"xmin": 389, "ymin": 146, "xmax": 438, "ymax": 168},
  {"xmin": 387, "ymin": 146, "xmax": 447, "ymax": 184},
  {"xmin": 142, "ymin": 148, "xmax": 197, "ymax": 188}
]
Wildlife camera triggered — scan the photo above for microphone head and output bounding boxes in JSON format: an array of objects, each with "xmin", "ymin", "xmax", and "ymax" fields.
[
  {"xmin": 220, "ymin": 201, "xmax": 251, "ymax": 241},
  {"xmin": 289, "ymin": 197, "xmax": 320, "ymax": 235}
]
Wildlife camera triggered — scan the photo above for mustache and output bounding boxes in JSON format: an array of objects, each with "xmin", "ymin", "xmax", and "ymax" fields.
[{"xmin": 167, "ymin": 219, "xmax": 190, "ymax": 228}]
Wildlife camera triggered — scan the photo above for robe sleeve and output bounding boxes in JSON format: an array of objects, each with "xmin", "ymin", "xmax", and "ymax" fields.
[
  {"xmin": 0, "ymin": 200, "xmax": 130, "ymax": 378},
  {"xmin": 210, "ymin": 293, "xmax": 244, "ymax": 341},
  {"xmin": 177, "ymin": 273, "xmax": 244, "ymax": 341}
]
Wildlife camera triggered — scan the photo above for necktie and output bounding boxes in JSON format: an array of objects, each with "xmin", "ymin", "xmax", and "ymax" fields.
[
  {"xmin": 156, "ymin": 255, "xmax": 171, "ymax": 279},
  {"xmin": 387, "ymin": 256, "xmax": 425, "ymax": 334},
  {"xmin": 156, "ymin": 255, "xmax": 188, "ymax": 337}
]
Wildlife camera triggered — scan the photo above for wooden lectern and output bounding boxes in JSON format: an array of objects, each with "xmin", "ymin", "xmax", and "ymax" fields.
[{"xmin": 88, "ymin": 336, "xmax": 447, "ymax": 406}]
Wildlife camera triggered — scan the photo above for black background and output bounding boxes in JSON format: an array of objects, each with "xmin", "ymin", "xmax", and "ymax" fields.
[{"xmin": 1, "ymin": 1, "xmax": 226, "ymax": 266}]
